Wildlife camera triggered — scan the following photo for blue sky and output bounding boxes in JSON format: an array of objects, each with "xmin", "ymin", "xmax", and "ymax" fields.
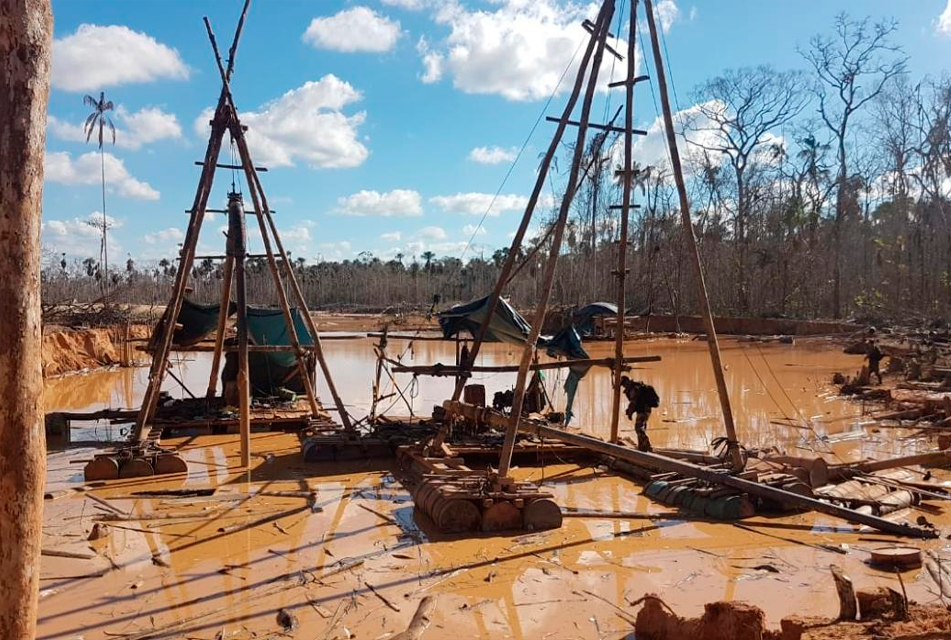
[{"xmin": 42, "ymin": 0, "xmax": 951, "ymax": 268}]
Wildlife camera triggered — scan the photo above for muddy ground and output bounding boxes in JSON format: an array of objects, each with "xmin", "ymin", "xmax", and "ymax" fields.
[{"xmin": 38, "ymin": 335, "xmax": 951, "ymax": 639}]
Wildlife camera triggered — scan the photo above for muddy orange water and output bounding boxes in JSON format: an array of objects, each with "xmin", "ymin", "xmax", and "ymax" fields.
[{"xmin": 39, "ymin": 337, "xmax": 951, "ymax": 639}]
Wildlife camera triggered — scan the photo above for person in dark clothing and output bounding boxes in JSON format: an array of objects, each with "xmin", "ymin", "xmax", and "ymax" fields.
[
  {"xmin": 865, "ymin": 340, "xmax": 884, "ymax": 384},
  {"xmin": 620, "ymin": 376, "xmax": 659, "ymax": 452}
]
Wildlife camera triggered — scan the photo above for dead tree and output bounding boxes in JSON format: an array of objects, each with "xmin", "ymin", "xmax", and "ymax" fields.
[
  {"xmin": 686, "ymin": 66, "xmax": 808, "ymax": 312},
  {"xmin": 0, "ymin": 0, "xmax": 53, "ymax": 638},
  {"xmin": 801, "ymin": 14, "xmax": 907, "ymax": 318}
]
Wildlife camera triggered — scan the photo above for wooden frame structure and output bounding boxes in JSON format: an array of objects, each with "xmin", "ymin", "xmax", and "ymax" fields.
[{"xmin": 85, "ymin": 0, "xmax": 351, "ymax": 480}]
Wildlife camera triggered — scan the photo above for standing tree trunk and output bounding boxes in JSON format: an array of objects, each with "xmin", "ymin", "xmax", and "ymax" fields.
[{"xmin": 0, "ymin": 1, "xmax": 53, "ymax": 638}]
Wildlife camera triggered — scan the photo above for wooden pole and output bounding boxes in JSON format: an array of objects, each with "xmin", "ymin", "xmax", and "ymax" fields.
[
  {"xmin": 228, "ymin": 195, "xmax": 251, "ymax": 468},
  {"xmin": 0, "ymin": 1, "xmax": 52, "ymax": 636},
  {"xmin": 498, "ymin": 1, "xmax": 615, "ymax": 480},
  {"xmin": 444, "ymin": 401, "xmax": 938, "ymax": 539},
  {"xmin": 133, "ymin": 0, "xmax": 251, "ymax": 444},
  {"xmin": 609, "ymin": 0, "xmax": 640, "ymax": 444},
  {"xmin": 448, "ymin": 0, "xmax": 616, "ymax": 405},
  {"xmin": 643, "ymin": 0, "xmax": 744, "ymax": 470},
  {"xmin": 390, "ymin": 355, "xmax": 660, "ymax": 375},
  {"xmin": 205, "ymin": 255, "xmax": 234, "ymax": 398}
]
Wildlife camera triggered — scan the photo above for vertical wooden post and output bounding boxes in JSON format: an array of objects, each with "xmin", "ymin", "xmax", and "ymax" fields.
[
  {"xmin": 498, "ymin": 1, "xmax": 615, "ymax": 480},
  {"xmin": 0, "ymin": 1, "xmax": 52, "ymax": 637},
  {"xmin": 228, "ymin": 194, "xmax": 252, "ymax": 468},
  {"xmin": 609, "ymin": 0, "xmax": 640, "ymax": 444},
  {"xmin": 206, "ymin": 255, "xmax": 234, "ymax": 398},
  {"xmin": 448, "ymin": 0, "xmax": 615, "ymax": 405},
  {"xmin": 643, "ymin": 0, "xmax": 743, "ymax": 469}
]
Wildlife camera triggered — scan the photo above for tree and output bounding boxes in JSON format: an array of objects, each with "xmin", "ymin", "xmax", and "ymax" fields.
[
  {"xmin": 83, "ymin": 90, "xmax": 116, "ymax": 293},
  {"xmin": 687, "ymin": 65, "xmax": 808, "ymax": 311},
  {"xmin": 0, "ymin": 1, "xmax": 53, "ymax": 638},
  {"xmin": 801, "ymin": 14, "xmax": 907, "ymax": 317}
]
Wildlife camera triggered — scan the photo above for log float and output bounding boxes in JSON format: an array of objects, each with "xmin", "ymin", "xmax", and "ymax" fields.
[{"xmin": 442, "ymin": 400, "xmax": 939, "ymax": 538}]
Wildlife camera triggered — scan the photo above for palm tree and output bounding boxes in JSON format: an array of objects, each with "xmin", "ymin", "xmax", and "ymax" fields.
[
  {"xmin": 421, "ymin": 251, "xmax": 436, "ymax": 273},
  {"xmin": 83, "ymin": 91, "xmax": 116, "ymax": 292}
]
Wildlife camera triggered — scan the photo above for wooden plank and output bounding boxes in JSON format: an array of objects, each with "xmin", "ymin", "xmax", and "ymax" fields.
[{"xmin": 391, "ymin": 355, "xmax": 660, "ymax": 376}]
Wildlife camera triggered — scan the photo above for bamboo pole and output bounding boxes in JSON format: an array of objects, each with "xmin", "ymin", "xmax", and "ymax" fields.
[
  {"xmin": 132, "ymin": 0, "xmax": 251, "ymax": 444},
  {"xmin": 445, "ymin": 401, "xmax": 938, "ymax": 539},
  {"xmin": 228, "ymin": 195, "xmax": 251, "ymax": 467},
  {"xmin": 448, "ymin": 0, "xmax": 616, "ymax": 405},
  {"xmin": 643, "ymin": 0, "xmax": 743, "ymax": 470},
  {"xmin": 498, "ymin": 2, "xmax": 615, "ymax": 480},
  {"xmin": 206, "ymin": 255, "xmax": 234, "ymax": 398},
  {"xmin": 609, "ymin": 0, "xmax": 640, "ymax": 444}
]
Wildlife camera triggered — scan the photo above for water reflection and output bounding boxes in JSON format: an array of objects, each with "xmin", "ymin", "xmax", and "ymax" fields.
[{"xmin": 46, "ymin": 336, "xmax": 884, "ymax": 459}]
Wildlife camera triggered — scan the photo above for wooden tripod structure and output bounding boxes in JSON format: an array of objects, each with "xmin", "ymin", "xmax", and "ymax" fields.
[
  {"xmin": 87, "ymin": 1, "xmax": 352, "ymax": 480},
  {"xmin": 446, "ymin": 0, "xmax": 744, "ymax": 483}
]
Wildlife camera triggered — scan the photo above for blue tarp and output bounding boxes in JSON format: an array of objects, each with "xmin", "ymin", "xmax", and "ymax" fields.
[{"xmin": 438, "ymin": 296, "xmax": 591, "ymax": 423}]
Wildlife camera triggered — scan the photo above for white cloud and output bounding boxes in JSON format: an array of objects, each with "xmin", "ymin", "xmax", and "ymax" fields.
[
  {"xmin": 382, "ymin": 0, "xmax": 427, "ymax": 9},
  {"xmin": 469, "ymin": 145, "xmax": 518, "ymax": 164},
  {"xmin": 335, "ymin": 189, "xmax": 423, "ymax": 216},
  {"xmin": 45, "ymin": 151, "xmax": 159, "ymax": 200},
  {"xmin": 430, "ymin": 192, "xmax": 531, "ymax": 216},
  {"xmin": 689, "ymin": 6, "xmax": 698, "ymax": 21},
  {"xmin": 381, "ymin": 231, "xmax": 402, "ymax": 242},
  {"xmin": 462, "ymin": 223, "xmax": 487, "ymax": 237},
  {"xmin": 53, "ymin": 24, "xmax": 189, "ymax": 92},
  {"xmin": 144, "ymin": 227, "xmax": 184, "ymax": 246},
  {"xmin": 42, "ymin": 212, "xmax": 122, "ymax": 257},
  {"xmin": 48, "ymin": 105, "xmax": 182, "ymax": 150},
  {"xmin": 417, "ymin": 225, "xmax": 447, "ymax": 240},
  {"xmin": 420, "ymin": 0, "xmax": 631, "ymax": 102},
  {"xmin": 939, "ymin": 1, "xmax": 951, "ymax": 35},
  {"xmin": 303, "ymin": 7, "xmax": 401, "ymax": 53},
  {"xmin": 655, "ymin": 0, "xmax": 680, "ymax": 33},
  {"xmin": 195, "ymin": 75, "xmax": 369, "ymax": 169},
  {"xmin": 416, "ymin": 36, "xmax": 444, "ymax": 83},
  {"xmin": 317, "ymin": 240, "xmax": 352, "ymax": 260}
]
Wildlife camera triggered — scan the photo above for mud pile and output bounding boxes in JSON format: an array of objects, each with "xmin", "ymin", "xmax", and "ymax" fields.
[{"xmin": 42, "ymin": 325, "xmax": 148, "ymax": 377}]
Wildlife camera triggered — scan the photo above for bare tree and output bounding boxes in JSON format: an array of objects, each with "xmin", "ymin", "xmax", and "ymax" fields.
[
  {"xmin": 801, "ymin": 14, "xmax": 908, "ymax": 317},
  {"xmin": 0, "ymin": 1, "xmax": 53, "ymax": 638},
  {"xmin": 687, "ymin": 66, "xmax": 808, "ymax": 311}
]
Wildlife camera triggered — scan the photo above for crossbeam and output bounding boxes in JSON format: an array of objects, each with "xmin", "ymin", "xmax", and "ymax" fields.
[
  {"xmin": 391, "ymin": 355, "xmax": 660, "ymax": 376},
  {"xmin": 546, "ymin": 116, "xmax": 648, "ymax": 135}
]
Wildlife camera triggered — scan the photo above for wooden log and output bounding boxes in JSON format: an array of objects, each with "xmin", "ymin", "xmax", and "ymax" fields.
[
  {"xmin": 205, "ymin": 254, "xmax": 233, "ymax": 398},
  {"xmin": 391, "ymin": 596, "xmax": 436, "ymax": 640},
  {"xmin": 229, "ymin": 195, "xmax": 252, "ymax": 468},
  {"xmin": 830, "ymin": 565, "xmax": 857, "ymax": 621},
  {"xmin": 392, "ymin": 355, "xmax": 660, "ymax": 376},
  {"xmin": 443, "ymin": 401, "xmax": 938, "ymax": 538},
  {"xmin": 644, "ymin": 0, "xmax": 742, "ymax": 470},
  {"xmin": 831, "ymin": 451, "xmax": 951, "ymax": 476}
]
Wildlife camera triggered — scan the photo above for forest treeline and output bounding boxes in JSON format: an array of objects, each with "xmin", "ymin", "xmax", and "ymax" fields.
[{"xmin": 42, "ymin": 15, "xmax": 951, "ymax": 324}]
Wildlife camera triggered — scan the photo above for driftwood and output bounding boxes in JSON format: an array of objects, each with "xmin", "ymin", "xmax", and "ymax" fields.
[
  {"xmin": 391, "ymin": 596, "xmax": 436, "ymax": 640},
  {"xmin": 830, "ymin": 565, "xmax": 857, "ymax": 621}
]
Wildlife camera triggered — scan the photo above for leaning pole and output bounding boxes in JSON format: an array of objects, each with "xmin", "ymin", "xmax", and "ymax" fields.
[{"xmin": 0, "ymin": 0, "xmax": 53, "ymax": 638}]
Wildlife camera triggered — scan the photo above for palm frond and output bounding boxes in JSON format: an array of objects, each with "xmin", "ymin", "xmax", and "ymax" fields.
[
  {"xmin": 103, "ymin": 101, "xmax": 114, "ymax": 112},
  {"xmin": 106, "ymin": 117, "xmax": 116, "ymax": 145},
  {"xmin": 98, "ymin": 120, "xmax": 104, "ymax": 148},
  {"xmin": 83, "ymin": 94, "xmax": 98, "ymax": 107},
  {"xmin": 83, "ymin": 112, "xmax": 98, "ymax": 134},
  {"xmin": 84, "ymin": 114, "xmax": 98, "ymax": 143}
]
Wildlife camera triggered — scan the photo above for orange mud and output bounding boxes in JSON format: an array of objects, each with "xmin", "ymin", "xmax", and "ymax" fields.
[
  {"xmin": 38, "ymin": 336, "xmax": 951, "ymax": 639},
  {"xmin": 42, "ymin": 325, "xmax": 149, "ymax": 378}
]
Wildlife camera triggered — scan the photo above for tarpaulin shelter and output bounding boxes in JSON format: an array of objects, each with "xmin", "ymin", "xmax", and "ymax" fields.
[
  {"xmin": 438, "ymin": 296, "xmax": 591, "ymax": 423},
  {"xmin": 571, "ymin": 301, "xmax": 618, "ymax": 337}
]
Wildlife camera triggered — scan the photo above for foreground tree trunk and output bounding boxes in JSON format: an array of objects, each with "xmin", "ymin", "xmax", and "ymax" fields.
[{"xmin": 0, "ymin": 1, "xmax": 53, "ymax": 638}]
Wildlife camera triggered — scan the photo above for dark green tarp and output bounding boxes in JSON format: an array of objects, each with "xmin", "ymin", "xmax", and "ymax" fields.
[
  {"xmin": 572, "ymin": 302, "xmax": 618, "ymax": 337},
  {"xmin": 172, "ymin": 298, "xmax": 233, "ymax": 347},
  {"xmin": 438, "ymin": 296, "xmax": 591, "ymax": 423}
]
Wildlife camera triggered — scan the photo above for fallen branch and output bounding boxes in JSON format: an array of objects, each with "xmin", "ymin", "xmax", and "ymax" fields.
[{"xmin": 391, "ymin": 596, "xmax": 436, "ymax": 640}]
